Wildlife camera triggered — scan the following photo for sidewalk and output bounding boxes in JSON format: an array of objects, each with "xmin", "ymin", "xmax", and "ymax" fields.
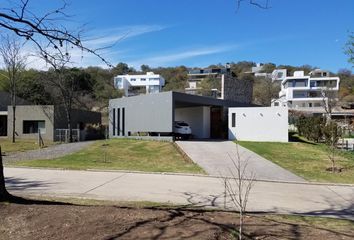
[{"xmin": 5, "ymin": 167, "xmax": 354, "ymax": 220}]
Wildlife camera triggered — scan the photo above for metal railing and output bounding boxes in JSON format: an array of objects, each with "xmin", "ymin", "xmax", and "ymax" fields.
[{"xmin": 55, "ymin": 129, "xmax": 80, "ymax": 142}]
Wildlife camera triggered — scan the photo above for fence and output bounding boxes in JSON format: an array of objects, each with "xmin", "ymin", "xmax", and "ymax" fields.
[
  {"xmin": 337, "ymin": 139, "xmax": 354, "ymax": 151},
  {"xmin": 55, "ymin": 129, "xmax": 80, "ymax": 142}
]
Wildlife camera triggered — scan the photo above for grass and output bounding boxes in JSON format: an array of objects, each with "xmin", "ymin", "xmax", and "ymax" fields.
[
  {"xmin": 12, "ymin": 139, "xmax": 205, "ymax": 174},
  {"xmin": 263, "ymin": 214, "xmax": 354, "ymax": 233},
  {"xmin": 0, "ymin": 138, "xmax": 55, "ymax": 153},
  {"xmin": 238, "ymin": 136, "xmax": 354, "ymax": 184}
]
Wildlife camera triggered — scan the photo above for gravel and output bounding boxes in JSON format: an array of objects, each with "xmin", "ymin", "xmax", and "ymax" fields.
[{"xmin": 3, "ymin": 141, "xmax": 94, "ymax": 164}]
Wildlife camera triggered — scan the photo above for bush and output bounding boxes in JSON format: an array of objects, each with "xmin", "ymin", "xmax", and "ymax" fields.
[{"xmin": 295, "ymin": 116, "xmax": 325, "ymax": 142}]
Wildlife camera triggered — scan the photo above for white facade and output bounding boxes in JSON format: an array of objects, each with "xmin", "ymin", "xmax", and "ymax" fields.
[
  {"xmin": 251, "ymin": 63, "xmax": 287, "ymax": 82},
  {"xmin": 228, "ymin": 107, "xmax": 289, "ymax": 142},
  {"xmin": 272, "ymin": 70, "xmax": 340, "ymax": 112},
  {"xmin": 175, "ymin": 106, "xmax": 210, "ymax": 139},
  {"xmin": 114, "ymin": 72, "xmax": 165, "ymax": 97}
]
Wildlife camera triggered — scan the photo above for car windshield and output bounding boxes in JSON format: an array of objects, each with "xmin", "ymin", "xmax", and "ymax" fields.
[{"xmin": 176, "ymin": 122, "xmax": 189, "ymax": 126}]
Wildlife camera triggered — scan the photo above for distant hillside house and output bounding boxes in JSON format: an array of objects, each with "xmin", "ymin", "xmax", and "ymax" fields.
[
  {"xmin": 186, "ymin": 67, "xmax": 253, "ymax": 104},
  {"xmin": 272, "ymin": 69, "xmax": 340, "ymax": 112},
  {"xmin": 113, "ymin": 72, "xmax": 165, "ymax": 97}
]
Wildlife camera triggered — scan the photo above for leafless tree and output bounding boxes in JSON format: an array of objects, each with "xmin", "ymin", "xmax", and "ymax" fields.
[
  {"xmin": 321, "ymin": 87, "xmax": 338, "ymax": 121},
  {"xmin": 0, "ymin": 35, "xmax": 26, "ymax": 143},
  {"xmin": 236, "ymin": 0, "xmax": 271, "ymax": 10},
  {"xmin": 0, "ymin": 0, "xmax": 113, "ymax": 200},
  {"xmin": 0, "ymin": 0, "xmax": 112, "ymax": 67},
  {"xmin": 224, "ymin": 144, "xmax": 256, "ymax": 240}
]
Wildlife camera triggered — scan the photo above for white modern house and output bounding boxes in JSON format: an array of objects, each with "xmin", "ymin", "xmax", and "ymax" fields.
[
  {"xmin": 114, "ymin": 72, "xmax": 165, "ymax": 97},
  {"xmin": 251, "ymin": 63, "xmax": 287, "ymax": 82},
  {"xmin": 272, "ymin": 69, "xmax": 340, "ymax": 112}
]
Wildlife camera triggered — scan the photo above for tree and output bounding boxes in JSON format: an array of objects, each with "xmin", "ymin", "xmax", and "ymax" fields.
[
  {"xmin": 0, "ymin": 0, "xmax": 112, "ymax": 201},
  {"xmin": 224, "ymin": 144, "xmax": 255, "ymax": 240},
  {"xmin": 344, "ymin": 31, "xmax": 354, "ymax": 67},
  {"xmin": 0, "ymin": 0, "xmax": 111, "ymax": 67},
  {"xmin": 236, "ymin": 0, "xmax": 270, "ymax": 9},
  {"xmin": 0, "ymin": 147, "xmax": 10, "ymax": 201},
  {"xmin": 0, "ymin": 35, "xmax": 26, "ymax": 143},
  {"xmin": 321, "ymin": 87, "xmax": 338, "ymax": 120},
  {"xmin": 16, "ymin": 69, "xmax": 53, "ymax": 105},
  {"xmin": 198, "ymin": 75, "xmax": 221, "ymax": 97},
  {"xmin": 323, "ymin": 121, "xmax": 342, "ymax": 173},
  {"xmin": 140, "ymin": 64, "xmax": 151, "ymax": 73},
  {"xmin": 253, "ymin": 76, "xmax": 280, "ymax": 106},
  {"xmin": 42, "ymin": 53, "xmax": 92, "ymax": 142}
]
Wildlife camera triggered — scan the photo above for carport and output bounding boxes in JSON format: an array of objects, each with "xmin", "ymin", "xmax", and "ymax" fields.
[
  {"xmin": 172, "ymin": 92, "xmax": 248, "ymax": 139},
  {"xmin": 109, "ymin": 91, "xmax": 251, "ymax": 140}
]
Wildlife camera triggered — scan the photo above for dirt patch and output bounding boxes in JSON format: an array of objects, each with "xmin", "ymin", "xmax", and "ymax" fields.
[{"xmin": 0, "ymin": 203, "xmax": 353, "ymax": 240}]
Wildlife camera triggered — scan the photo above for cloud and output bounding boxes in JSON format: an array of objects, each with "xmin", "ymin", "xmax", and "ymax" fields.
[
  {"xmin": 14, "ymin": 24, "xmax": 167, "ymax": 70},
  {"xmin": 128, "ymin": 44, "xmax": 240, "ymax": 68},
  {"xmin": 83, "ymin": 25, "xmax": 167, "ymax": 47}
]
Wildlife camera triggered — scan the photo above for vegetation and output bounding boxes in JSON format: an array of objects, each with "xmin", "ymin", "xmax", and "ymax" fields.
[
  {"xmin": 0, "ymin": 138, "xmax": 54, "ymax": 153},
  {"xmin": 238, "ymin": 139, "xmax": 354, "ymax": 184},
  {"xmin": 12, "ymin": 139, "xmax": 205, "ymax": 174}
]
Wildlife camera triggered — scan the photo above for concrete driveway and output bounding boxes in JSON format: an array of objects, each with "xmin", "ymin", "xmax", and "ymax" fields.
[
  {"xmin": 176, "ymin": 140, "xmax": 304, "ymax": 182},
  {"xmin": 5, "ymin": 167, "xmax": 354, "ymax": 220}
]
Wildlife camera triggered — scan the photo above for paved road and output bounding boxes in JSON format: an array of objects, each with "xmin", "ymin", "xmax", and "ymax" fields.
[
  {"xmin": 3, "ymin": 141, "xmax": 94, "ymax": 164},
  {"xmin": 176, "ymin": 140, "xmax": 304, "ymax": 182},
  {"xmin": 5, "ymin": 167, "xmax": 354, "ymax": 220}
]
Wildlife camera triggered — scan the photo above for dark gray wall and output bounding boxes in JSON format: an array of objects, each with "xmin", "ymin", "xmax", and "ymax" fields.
[{"xmin": 54, "ymin": 106, "xmax": 102, "ymax": 130}]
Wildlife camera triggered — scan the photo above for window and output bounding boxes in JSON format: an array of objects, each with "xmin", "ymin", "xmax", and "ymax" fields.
[
  {"xmin": 231, "ymin": 113, "xmax": 236, "ymax": 127},
  {"xmin": 115, "ymin": 78, "xmax": 123, "ymax": 89},
  {"xmin": 274, "ymin": 102, "xmax": 279, "ymax": 106},
  {"xmin": 141, "ymin": 78, "xmax": 146, "ymax": 81},
  {"xmin": 148, "ymin": 85, "xmax": 160, "ymax": 93},
  {"xmin": 23, "ymin": 121, "xmax": 45, "ymax": 134},
  {"xmin": 130, "ymin": 78, "xmax": 136, "ymax": 81},
  {"xmin": 113, "ymin": 108, "xmax": 116, "ymax": 136}
]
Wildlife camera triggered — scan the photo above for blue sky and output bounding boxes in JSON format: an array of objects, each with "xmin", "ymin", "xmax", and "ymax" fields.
[{"xmin": 32, "ymin": 0, "xmax": 354, "ymax": 71}]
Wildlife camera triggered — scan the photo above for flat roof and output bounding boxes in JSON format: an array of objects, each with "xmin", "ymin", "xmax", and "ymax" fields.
[
  {"xmin": 110, "ymin": 91, "xmax": 255, "ymax": 108},
  {"xmin": 172, "ymin": 91, "xmax": 252, "ymax": 108}
]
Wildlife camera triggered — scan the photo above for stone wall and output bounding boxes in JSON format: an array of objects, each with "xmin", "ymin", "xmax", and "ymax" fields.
[{"xmin": 223, "ymin": 75, "xmax": 253, "ymax": 104}]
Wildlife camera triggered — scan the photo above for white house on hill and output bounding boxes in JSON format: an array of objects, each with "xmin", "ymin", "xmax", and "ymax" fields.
[
  {"xmin": 272, "ymin": 69, "xmax": 340, "ymax": 112},
  {"xmin": 114, "ymin": 72, "xmax": 165, "ymax": 97}
]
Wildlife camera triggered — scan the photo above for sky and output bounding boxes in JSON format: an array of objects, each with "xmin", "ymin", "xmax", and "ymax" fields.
[{"xmin": 23, "ymin": 0, "xmax": 354, "ymax": 71}]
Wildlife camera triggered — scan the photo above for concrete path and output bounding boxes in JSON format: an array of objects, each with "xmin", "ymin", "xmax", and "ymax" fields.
[
  {"xmin": 3, "ymin": 141, "xmax": 94, "ymax": 164},
  {"xmin": 176, "ymin": 140, "xmax": 304, "ymax": 182},
  {"xmin": 5, "ymin": 167, "xmax": 354, "ymax": 220}
]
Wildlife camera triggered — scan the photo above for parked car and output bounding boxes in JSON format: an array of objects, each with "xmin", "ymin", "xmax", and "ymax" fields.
[{"xmin": 174, "ymin": 121, "xmax": 192, "ymax": 139}]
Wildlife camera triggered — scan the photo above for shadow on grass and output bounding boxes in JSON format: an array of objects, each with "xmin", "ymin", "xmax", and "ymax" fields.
[{"xmin": 289, "ymin": 132, "xmax": 316, "ymax": 145}]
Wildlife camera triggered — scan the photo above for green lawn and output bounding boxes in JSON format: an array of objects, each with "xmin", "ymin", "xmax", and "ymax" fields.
[
  {"xmin": 0, "ymin": 138, "xmax": 55, "ymax": 153},
  {"xmin": 13, "ymin": 139, "xmax": 205, "ymax": 174},
  {"xmin": 238, "ymin": 139, "xmax": 354, "ymax": 184}
]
